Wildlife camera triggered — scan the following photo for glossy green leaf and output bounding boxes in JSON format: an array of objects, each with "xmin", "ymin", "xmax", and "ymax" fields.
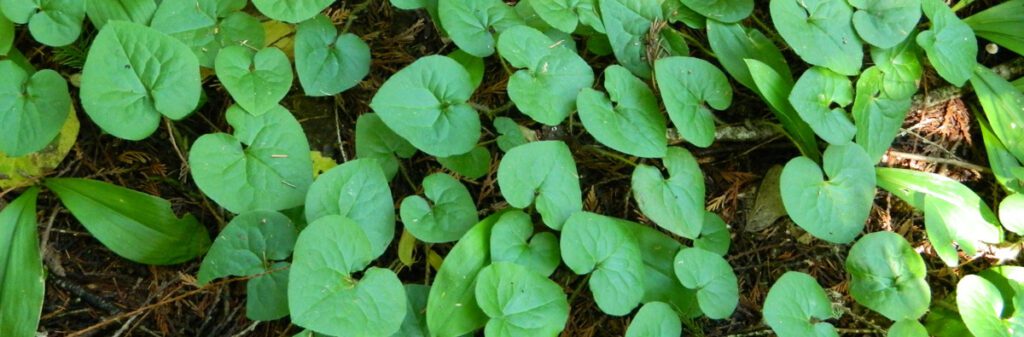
[
  {"xmin": 979, "ymin": 117, "xmax": 1024, "ymax": 194},
  {"xmin": 448, "ymin": 49, "xmax": 485, "ymax": 90},
  {"xmin": 289, "ymin": 215, "xmax": 406, "ymax": 337},
  {"xmin": 0, "ymin": 14, "xmax": 12, "ymax": 55},
  {"xmin": 853, "ymin": 67, "xmax": 913, "ymax": 163},
  {"xmin": 780, "ymin": 144, "xmax": 875, "ymax": 244},
  {"xmin": 85, "ymin": 0, "xmax": 156, "ymax": 29},
  {"xmin": 578, "ymin": 65, "xmax": 665, "ymax": 157},
  {"xmin": 870, "ymin": 37, "xmax": 924, "ymax": 99},
  {"xmin": 197, "ymin": 211, "xmax": 295, "ymax": 285},
  {"xmin": 560, "ymin": 212, "xmax": 644, "ymax": 316},
  {"xmin": 0, "ymin": 0, "xmax": 84, "ymax": 46},
  {"xmin": 46, "ymin": 178, "xmax": 211, "ymax": 265},
  {"xmin": 849, "ymin": 0, "xmax": 921, "ymax": 48},
  {"xmin": 0, "ymin": 108, "xmax": 78, "ymax": 189},
  {"xmin": 215, "ymin": 46, "xmax": 292, "ymax": 115},
  {"xmin": 655, "ymin": 56, "xmax": 732, "ymax": 148},
  {"xmin": 490, "ymin": 210, "xmax": 560, "ymax": 277},
  {"xmin": 394, "ymin": 284, "xmax": 431, "ymax": 337},
  {"xmin": 625, "ymin": 302, "xmax": 681, "ymax": 337},
  {"xmin": 252, "ymin": 0, "xmax": 333, "ymax": 23},
  {"xmin": 355, "ymin": 113, "xmax": 416, "ymax": 181},
  {"xmin": 917, "ymin": 0, "xmax": 977, "ymax": 87},
  {"xmin": 876, "ymin": 167, "xmax": 1003, "ymax": 266},
  {"xmin": 680, "ymin": 0, "xmax": 752, "ymax": 23},
  {"xmin": 499, "ymin": 25, "xmax": 594, "ymax": 126},
  {"xmin": 0, "ymin": 61, "xmax": 70, "ymax": 157},
  {"xmin": 530, "ymin": 0, "xmax": 603, "ymax": 33},
  {"xmin": 631, "ymin": 147, "xmax": 705, "ymax": 238},
  {"xmin": 707, "ymin": 20, "xmax": 792, "ymax": 94},
  {"xmin": 438, "ymin": 146, "xmax": 491, "ymax": 180},
  {"xmin": 247, "ymin": 261, "xmax": 290, "ymax": 321},
  {"xmin": 770, "ymin": 0, "xmax": 862, "ymax": 76},
  {"xmin": 401, "ymin": 173, "xmax": 479, "ymax": 243},
  {"xmin": 746, "ymin": 59, "xmax": 821, "ymax": 162},
  {"xmin": 150, "ymin": 0, "xmax": 264, "ymax": 68},
  {"xmin": 0, "ymin": 188, "xmax": 43, "ymax": 337},
  {"xmin": 972, "ymin": 65, "xmax": 1024, "ymax": 164},
  {"xmin": 80, "ymin": 21, "xmax": 201, "ymax": 140},
  {"xmin": 295, "ymin": 15, "xmax": 371, "ymax": 96},
  {"xmin": 763, "ymin": 272, "xmax": 840, "ymax": 337},
  {"xmin": 624, "ymin": 222, "xmax": 700, "ymax": 318},
  {"xmin": 789, "ymin": 67, "xmax": 855, "ymax": 145},
  {"xmin": 846, "ymin": 232, "xmax": 930, "ymax": 320},
  {"xmin": 1000, "ymin": 194, "xmax": 1024, "ymax": 235},
  {"xmin": 497, "ymin": 141, "xmax": 582, "ymax": 230},
  {"xmin": 956, "ymin": 275, "xmax": 1017, "ymax": 337},
  {"xmin": 494, "ymin": 117, "xmax": 530, "ymax": 152},
  {"xmin": 438, "ymin": 0, "xmax": 522, "ymax": 57},
  {"xmin": 600, "ymin": 0, "xmax": 661, "ymax": 78},
  {"xmin": 475, "ymin": 262, "xmax": 569, "ymax": 337},
  {"xmin": 304, "ymin": 159, "xmax": 395, "ymax": 259},
  {"xmin": 964, "ymin": 0, "xmax": 1024, "ymax": 57},
  {"xmin": 694, "ymin": 212, "xmax": 730, "ymax": 256},
  {"xmin": 370, "ymin": 55, "xmax": 480, "ymax": 157},
  {"xmin": 673, "ymin": 247, "xmax": 738, "ymax": 319},
  {"xmin": 190, "ymin": 105, "xmax": 313, "ymax": 214},
  {"xmin": 889, "ymin": 319, "xmax": 928, "ymax": 337}
]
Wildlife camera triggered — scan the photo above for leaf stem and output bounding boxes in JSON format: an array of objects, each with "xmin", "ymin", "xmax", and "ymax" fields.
[
  {"xmin": 566, "ymin": 273, "xmax": 591, "ymax": 304},
  {"xmin": 586, "ymin": 146, "xmax": 638, "ymax": 167}
]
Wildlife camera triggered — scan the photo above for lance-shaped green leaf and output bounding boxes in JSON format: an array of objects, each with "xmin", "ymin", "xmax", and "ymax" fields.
[
  {"xmin": 497, "ymin": 141, "xmax": 582, "ymax": 230},
  {"xmin": 494, "ymin": 117, "xmax": 531, "ymax": 152},
  {"xmin": 889, "ymin": 319, "xmax": 928, "ymax": 337},
  {"xmin": 655, "ymin": 56, "xmax": 732, "ymax": 148},
  {"xmin": 252, "ymin": 0, "xmax": 333, "ymax": 23},
  {"xmin": 438, "ymin": 0, "xmax": 522, "ymax": 57},
  {"xmin": 475, "ymin": 262, "xmax": 569, "ymax": 337},
  {"xmin": 870, "ymin": 37, "xmax": 924, "ymax": 99},
  {"xmin": 849, "ymin": 0, "xmax": 921, "ymax": 48},
  {"xmin": 190, "ymin": 105, "xmax": 312, "ymax": 214},
  {"xmin": 980, "ymin": 117, "xmax": 1024, "ymax": 195},
  {"xmin": 853, "ymin": 67, "xmax": 913, "ymax": 163},
  {"xmin": 46, "ymin": 178, "xmax": 211, "ymax": 265},
  {"xmin": 746, "ymin": 59, "xmax": 821, "ymax": 162},
  {"xmin": 355, "ymin": 113, "xmax": 416, "ymax": 181},
  {"xmin": 498, "ymin": 25, "xmax": 594, "ymax": 126},
  {"xmin": 304, "ymin": 159, "xmax": 395, "ymax": 259},
  {"xmin": 694, "ymin": 212, "xmax": 730, "ymax": 256},
  {"xmin": 529, "ymin": 0, "xmax": 603, "ymax": 34},
  {"xmin": 876, "ymin": 168, "xmax": 1003, "ymax": 266},
  {"xmin": 80, "ymin": 21, "xmax": 201, "ymax": 140},
  {"xmin": 150, "ymin": 0, "xmax": 264, "ymax": 68},
  {"xmin": 624, "ymin": 302, "xmax": 681, "ymax": 337},
  {"xmin": 763, "ymin": 272, "xmax": 840, "ymax": 337},
  {"xmin": 707, "ymin": 20, "xmax": 792, "ymax": 94},
  {"xmin": 600, "ymin": 0, "xmax": 661, "ymax": 78},
  {"xmin": 394, "ymin": 284, "xmax": 431, "ymax": 337},
  {"xmin": 438, "ymin": 146, "xmax": 491, "ymax": 180},
  {"xmin": 490, "ymin": 210, "xmax": 560, "ymax": 277},
  {"xmin": 789, "ymin": 67, "xmax": 855, "ymax": 145},
  {"xmin": 917, "ymin": 0, "xmax": 977, "ymax": 87},
  {"xmin": 0, "ymin": 12, "xmax": 13, "ymax": 55},
  {"xmin": 972, "ymin": 65, "xmax": 1024, "ymax": 164},
  {"xmin": 215, "ymin": 46, "xmax": 292, "ymax": 115},
  {"xmin": 673, "ymin": 247, "xmax": 738, "ymax": 319},
  {"xmin": 780, "ymin": 144, "xmax": 875, "ymax": 244},
  {"xmin": 0, "ymin": 188, "xmax": 43, "ymax": 337},
  {"xmin": 679, "ymin": 0, "xmax": 752, "ymax": 23},
  {"xmin": 624, "ymin": 222, "xmax": 700, "ymax": 318},
  {"xmin": 845, "ymin": 232, "xmax": 930, "ymax": 320},
  {"xmin": 770, "ymin": 0, "xmax": 862, "ymax": 76},
  {"xmin": 964, "ymin": 0, "xmax": 1024, "ymax": 57},
  {"xmin": 0, "ymin": 0, "xmax": 84, "ymax": 46},
  {"xmin": 288, "ymin": 215, "xmax": 406, "ymax": 337},
  {"xmin": 631, "ymin": 147, "xmax": 705, "ymax": 238},
  {"xmin": 86, "ymin": 0, "xmax": 156, "ymax": 29},
  {"xmin": 401, "ymin": 173, "xmax": 479, "ymax": 243},
  {"xmin": 0, "ymin": 61, "xmax": 70, "ymax": 157},
  {"xmin": 427, "ymin": 212, "xmax": 506, "ymax": 337},
  {"xmin": 956, "ymin": 275, "xmax": 1019, "ymax": 337},
  {"xmin": 578, "ymin": 65, "xmax": 666, "ymax": 157},
  {"xmin": 560, "ymin": 212, "xmax": 644, "ymax": 316},
  {"xmin": 1000, "ymin": 194, "xmax": 1024, "ymax": 235},
  {"xmin": 295, "ymin": 15, "xmax": 371, "ymax": 97},
  {"xmin": 370, "ymin": 55, "xmax": 480, "ymax": 157}
]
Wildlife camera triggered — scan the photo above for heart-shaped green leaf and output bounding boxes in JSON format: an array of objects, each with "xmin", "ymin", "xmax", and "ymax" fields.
[
  {"xmin": 189, "ymin": 105, "xmax": 313, "ymax": 214},
  {"xmin": 673, "ymin": 247, "xmax": 738, "ymax": 319},
  {"xmin": 0, "ymin": 61, "xmax": 70, "ymax": 157},
  {"xmin": 304, "ymin": 159, "xmax": 395, "ymax": 259},
  {"xmin": 853, "ymin": 67, "xmax": 913, "ymax": 163},
  {"xmin": 46, "ymin": 178, "xmax": 211, "ymax": 265},
  {"xmin": 497, "ymin": 141, "xmax": 582, "ymax": 230},
  {"xmin": 438, "ymin": 0, "xmax": 522, "ymax": 57},
  {"xmin": 964, "ymin": 0, "xmax": 1024, "ymax": 57},
  {"xmin": 252, "ymin": 0, "xmax": 333, "ymax": 23},
  {"xmin": 289, "ymin": 215, "xmax": 406, "ymax": 337},
  {"xmin": 600, "ymin": 0, "xmax": 661, "ymax": 78},
  {"xmin": 80, "ymin": 21, "xmax": 201, "ymax": 140},
  {"xmin": 707, "ymin": 20, "xmax": 792, "ymax": 94},
  {"xmin": 631, "ymin": 147, "xmax": 705, "ymax": 238},
  {"xmin": 0, "ymin": 188, "xmax": 44, "ymax": 337},
  {"xmin": 475, "ymin": 262, "xmax": 569, "ymax": 337},
  {"xmin": 150, "ymin": 0, "xmax": 264, "ymax": 68},
  {"xmin": 888, "ymin": 319, "xmax": 928, "ymax": 337},
  {"xmin": 529, "ymin": 0, "xmax": 603, "ymax": 34},
  {"xmin": 956, "ymin": 275, "xmax": 1018, "ymax": 337},
  {"xmin": 578, "ymin": 65, "xmax": 666, "ymax": 157},
  {"xmin": 498, "ymin": 25, "xmax": 594, "ymax": 126},
  {"xmin": 0, "ymin": 0, "xmax": 84, "ymax": 46},
  {"xmin": 355, "ymin": 113, "xmax": 416, "ymax": 181},
  {"xmin": 624, "ymin": 302, "xmax": 681, "ymax": 337},
  {"xmin": 295, "ymin": 14, "xmax": 371, "ymax": 97},
  {"xmin": 215, "ymin": 46, "xmax": 292, "ymax": 115},
  {"xmin": 694, "ymin": 212, "xmax": 731, "ymax": 256},
  {"xmin": 916, "ymin": 0, "xmax": 977, "ymax": 87},
  {"xmin": 679, "ymin": 0, "xmax": 752, "ymax": 23},
  {"xmin": 789, "ymin": 67, "xmax": 856, "ymax": 145},
  {"xmin": 770, "ymin": 0, "xmax": 862, "ymax": 76},
  {"xmin": 625, "ymin": 222, "xmax": 701, "ymax": 318},
  {"xmin": 246, "ymin": 261, "xmax": 290, "ymax": 321},
  {"xmin": 438, "ymin": 146, "xmax": 491, "ymax": 180},
  {"xmin": 655, "ymin": 56, "xmax": 732, "ymax": 148},
  {"xmin": 85, "ymin": 0, "xmax": 156, "ymax": 29},
  {"xmin": 780, "ymin": 144, "xmax": 875, "ymax": 244},
  {"xmin": 560, "ymin": 212, "xmax": 644, "ymax": 316},
  {"xmin": 849, "ymin": 0, "xmax": 921, "ymax": 48},
  {"xmin": 401, "ymin": 173, "xmax": 479, "ymax": 243},
  {"xmin": 746, "ymin": 59, "xmax": 821, "ymax": 162},
  {"xmin": 999, "ymin": 194, "xmax": 1024, "ymax": 235},
  {"xmin": 763, "ymin": 272, "xmax": 840, "ymax": 337},
  {"xmin": 870, "ymin": 38, "xmax": 924, "ymax": 99},
  {"xmin": 490, "ymin": 210, "xmax": 560, "ymax": 277},
  {"xmin": 972, "ymin": 65, "xmax": 1024, "ymax": 164},
  {"xmin": 846, "ymin": 232, "xmax": 930, "ymax": 320},
  {"xmin": 370, "ymin": 55, "xmax": 480, "ymax": 157},
  {"xmin": 494, "ymin": 117, "xmax": 531, "ymax": 152}
]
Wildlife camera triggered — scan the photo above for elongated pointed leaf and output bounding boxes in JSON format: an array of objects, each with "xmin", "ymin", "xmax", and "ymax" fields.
[
  {"xmin": 560, "ymin": 212, "xmax": 644, "ymax": 316},
  {"xmin": 0, "ymin": 188, "xmax": 43, "ymax": 337},
  {"xmin": 497, "ymin": 141, "xmax": 582, "ymax": 230},
  {"xmin": 304, "ymin": 159, "xmax": 395, "ymax": 259},
  {"xmin": 846, "ymin": 232, "xmax": 930, "ymax": 320},
  {"xmin": 490, "ymin": 210, "xmax": 560, "ymax": 277},
  {"xmin": 655, "ymin": 56, "xmax": 732, "ymax": 148},
  {"xmin": 781, "ymin": 144, "xmax": 875, "ymax": 244},
  {"xmin": 579, "ymin": 65, "xmax": 666, "ymax": 157},
  {"xmin": 789, "ymin": 67, "xmax": 856, "ymax": 145},
  {"xmin": 499, "ymin": 25, "xmax": 594, "ymax": 126},
  {"xmin": 853, "ymin": 67, "xmax": 913, "ymax": 163},
  {"xmin": 770, "ymin": 0, "xmax": 862, "ymax": 76},
  {"xmin": 0, "ymin": 61, "xmax": 70, "ymax": 157},
  {"xmin": 979, "ymin": 117, "xmax": 1024, "ymax": 194},
  {"xmin": 215, "ymin": 46, "xmax": 292, "ymax": 115},
  {"xmin": 849, "ymin": 0, "xmax": 921, "ymax": 48},
  {"xmin": 674, "ymin": 247, "xmax": 738, "ymax": 319},
  {"xmin": 707, "ymin": 21, "xmax": 792, "ymax": 94},
  {"xmin": 917, "ymin": 0, "xmax": 977, "ymax": 87},
  {"xmin": 631, "ymin": 147, "xmax": 705, "ymax": 238},
  {"xmin": 957, "ymin": 275, "xmax": 1016, "ymax": 337},
  {"xmin": 763, "ymin": 272, "xmax": 840, "ymax": 337},
  {"xmin": 972, "ymin": 65, "xmax": 1024, "ymax": 164},
  {"xmin": 0, "ymin": 0, "xmax": 84, "ymax": 46},
  {"xmin": 746, "ymin": 59, "xmax": 821, "ymax": 162},
  {"xmin": 475, "ymin": 262, "xmax": 569, "ymax": 337},
  {"xmin": 964, "ymin": 0, "xmax": 1024, "ymax": 57},
  {"xmin": 401, "ymin": 173, "xmax": 479, "ymax": 243},
  {"xmin": 295, "ymin": 15, "xmax": 370, "ymax": 96}
]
